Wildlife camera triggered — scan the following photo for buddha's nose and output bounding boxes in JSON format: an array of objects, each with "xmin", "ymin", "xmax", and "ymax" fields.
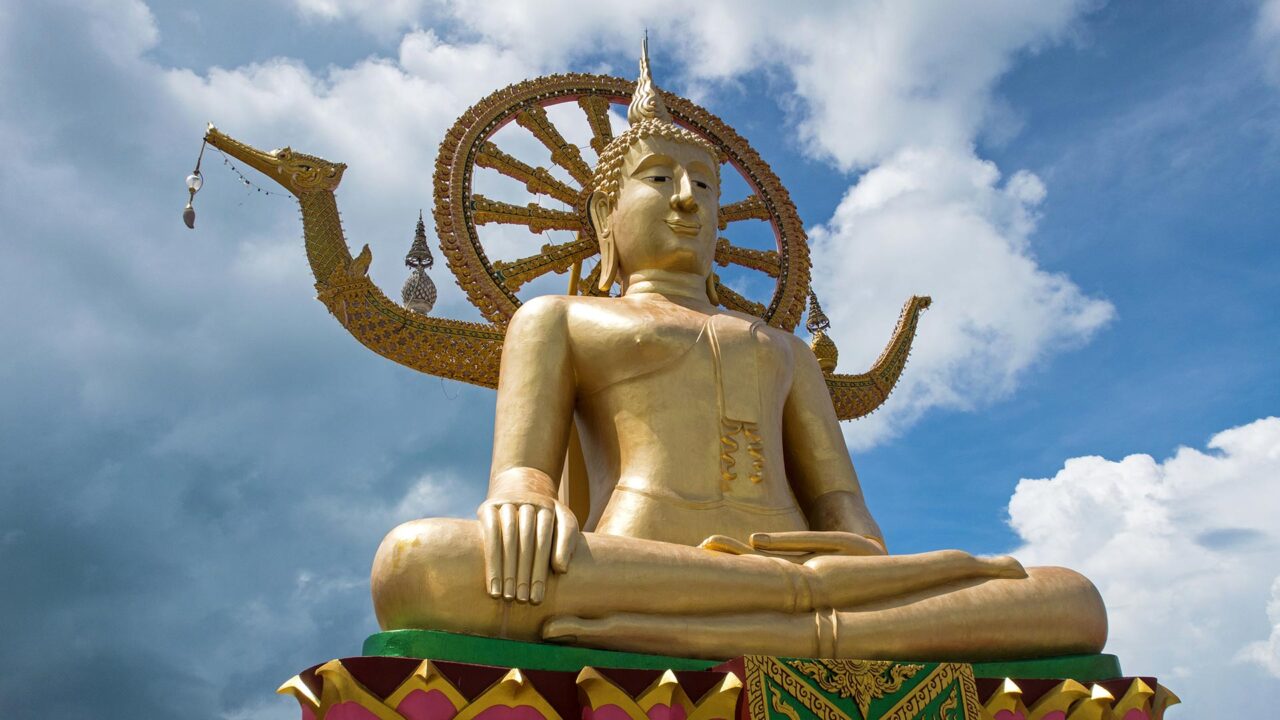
[{"xmin": 670, "ymin": 175, "xmax": 699, "ymax": 213}]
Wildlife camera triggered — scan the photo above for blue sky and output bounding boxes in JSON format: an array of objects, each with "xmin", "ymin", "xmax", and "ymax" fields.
[{"xmin": 1, "ymin": 1, "xmax": 1278, "ymax": 717}]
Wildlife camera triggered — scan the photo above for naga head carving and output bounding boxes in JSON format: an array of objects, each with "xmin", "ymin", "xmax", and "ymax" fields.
[
  {"xmin": 270, "ymin": 146, "xmax": 346, "ymax": 193},
  {"xmin": 204, "ymin": 124, "xmax": 346, "ymax": 195}
]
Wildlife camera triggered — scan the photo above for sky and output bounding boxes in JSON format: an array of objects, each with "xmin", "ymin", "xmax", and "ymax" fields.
[{"xmin": 0, "ymin": 0, "xmax": 1277, "ymax": 717}]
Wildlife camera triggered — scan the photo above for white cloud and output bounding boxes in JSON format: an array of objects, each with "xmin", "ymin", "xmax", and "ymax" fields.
[
  {"xmin": 1239, "ymin": 577, "xmax": 1280, "ymax": 677},
  {"xmin": 300, "ymin": 472, "xmax": 471, "ymax": 540},
  {"xmin": 392, "ymin": 473, "xmax": 465, "ymax": 520},
  {"xmin": 1008, "ymin": 417, "xmax": 1280, "ymax": 716},
  {"xmin": 692, "ymin": 1, "xmax": 1087, "ymax": 171},
  {"xmin": 291, "ymin": 0, "xmax": 439, "ymax": 39},
  {"xmin": 82, "ymin": 0, "xmax": 158, "ymax": 63},
  {"xmin": 812, "ymin": 147, "xmax": 1113, "ymax": 448},
  {"xmin": 286, "ymin": 0, "xmax": 1090, "ymax": 168}
]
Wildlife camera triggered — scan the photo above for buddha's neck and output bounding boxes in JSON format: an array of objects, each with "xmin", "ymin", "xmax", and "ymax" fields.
[{"xmin": 624, "ymin": 269, "xmax": 712, "ymax": 306}]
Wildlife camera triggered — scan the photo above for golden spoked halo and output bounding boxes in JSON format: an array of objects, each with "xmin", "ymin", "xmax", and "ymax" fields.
[{"xmin": 433, "ymin": 73, "xmax": 812, "ymax": 331}]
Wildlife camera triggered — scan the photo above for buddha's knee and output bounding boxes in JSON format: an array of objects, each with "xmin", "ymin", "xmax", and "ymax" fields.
[
  {"xmin": 370, "ymin": 517, "xmax": 488, "ymax": 632},
  {"xmin": 1025, "ymin": 566, "xmax": 1108, "ymax": 652}
]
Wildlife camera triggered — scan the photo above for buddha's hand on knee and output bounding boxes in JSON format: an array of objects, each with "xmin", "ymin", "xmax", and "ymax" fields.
[
  {"xmin": 479, "ymin": 470, "xmax": 579, "ymax": 605},
  {"xmin": 750, "ymin": 531, "xmax": 887, "ymax": 560}
]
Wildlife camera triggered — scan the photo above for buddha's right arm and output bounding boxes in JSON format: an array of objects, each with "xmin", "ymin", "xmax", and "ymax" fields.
[
  {"xmin": 482, "ymin": 296, "xmax": 579, "ymax": 604},
  {"xmin": 781, "ymin": 334, "xmax": 886, "ymax": 551}
]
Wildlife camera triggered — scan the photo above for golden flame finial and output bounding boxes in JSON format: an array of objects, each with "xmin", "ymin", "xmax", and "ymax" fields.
[{"xmin": 629, "ymin": 34, "xmax": 673, "ymax": 125}]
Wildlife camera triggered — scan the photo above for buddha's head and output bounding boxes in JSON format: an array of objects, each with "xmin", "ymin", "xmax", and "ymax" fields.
[{"xmin": 588, "ymin": 40, "xmax": 722, "ymax": 298}]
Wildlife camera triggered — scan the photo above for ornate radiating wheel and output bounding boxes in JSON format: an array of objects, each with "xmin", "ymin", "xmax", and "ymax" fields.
[{"xmin": 433, "ymin": 73, "xmax": 812, "ymax": 331}]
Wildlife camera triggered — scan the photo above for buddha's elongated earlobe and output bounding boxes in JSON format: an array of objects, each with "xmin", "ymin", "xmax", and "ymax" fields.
[
  {"xmin": 706, "ymin": 271, "xmax": 720, "ymax": 305},
  {"xmin": 588, "ymin": 191, "xmax": 618, "ymax": 292},
  {"xmin": 598, "ymin": 233, "xmax": 618, "ymax": 293}
]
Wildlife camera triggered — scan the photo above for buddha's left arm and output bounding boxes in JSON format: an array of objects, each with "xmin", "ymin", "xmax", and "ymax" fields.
[{"xmin": 781, "ymin": 335, "xmax": 887, "ymax": 554}]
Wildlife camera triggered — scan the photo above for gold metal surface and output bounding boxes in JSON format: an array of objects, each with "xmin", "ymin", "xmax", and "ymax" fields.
[
  {"xmin": 788, "ymin": 659, "xmax": 923, "ymax": 719},
  {"xmin": 769, "ymin": 687, "xmax": 801, "ymax": 720},
  {"xmin": 1025, "ymin": 680, "xmax": 1089, "ymax": 720},
  {"xmin": 363, "ymin": 46, "xmax": 1109, "ymax": 662},
  {"xmin": 455, "ymin": 669, "xmax": 563, "ymax": 720},
  {"xmin": 979, "ymin": 678, "xmax": 1026, "ymax": 720},
  {"xmin": 577, "ymin": 667, "xmax": 742, "ymax": 720},
  {"xmin": 208, "ymin": 43, "xmax": 1108, "ymax": 663},
  {"xmin": 878, "ymin": 663, "xmax": 981, "ymax": 720}
]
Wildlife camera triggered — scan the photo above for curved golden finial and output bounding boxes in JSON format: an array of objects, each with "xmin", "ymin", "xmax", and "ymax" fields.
[
  {"xmin": 628, "ymin": 34, "xmax": 673, "ymax": 125},
  {"xmin": 824, "ymin": 295, "xmax": 932, "ymax": 420}
]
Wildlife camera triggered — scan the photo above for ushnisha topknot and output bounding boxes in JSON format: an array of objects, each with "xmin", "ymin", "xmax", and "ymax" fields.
[
  {"xmin": 589, "ymin": 37, "xmax": 721, "ymax": 206},
  {"xmin": 628, "ymin": 35, "xmax": 674, "ymax": 125}
]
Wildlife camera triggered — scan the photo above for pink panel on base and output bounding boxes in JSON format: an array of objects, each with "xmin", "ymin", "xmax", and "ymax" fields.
[
  {"xmin": 301, "ymin": 707, "xmax": 317, "ymax": 720},
  {"xmin": 993, "ymin": 711, "xmax": 1025, "ymax": 720},
  {"xmin": 327, "ymin": 701, "xmax": 385, "ymax": 720},
  {"xmin": 473, "ymin": 705, "xmax": 549, "ymax": 720},
  {"xmin": 398, "ymin": 689, "xmax": 461, "ymax": 720},
  {"xmin": 1122, "ymin": 710, "xmax": 1150, "ymax": 720},
  {"xmin": 646, "ymin": 705, "xmax": 687, "ymax": 720},
  {"xmin": 583, "ymin": 705, "xmax": 635, "ymax": 720}
]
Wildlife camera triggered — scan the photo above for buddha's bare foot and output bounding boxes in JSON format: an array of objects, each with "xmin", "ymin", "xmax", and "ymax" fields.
[
  {"xmin": 542, "ymin": 612, "xmax": 815, "ymax": 659},
  {"xmin": 541, "ymin": 614, "xmax": 599, "ymax": 645}
]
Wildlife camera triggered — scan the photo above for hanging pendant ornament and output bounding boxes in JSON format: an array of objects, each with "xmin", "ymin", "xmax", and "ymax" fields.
[
  {"xmin": 183, "ymin": 140, "xmax": 206, "ymax": 229},
  {"xmin": 402, "ymin": 210, "xmax": 438, "ymax": 315}
]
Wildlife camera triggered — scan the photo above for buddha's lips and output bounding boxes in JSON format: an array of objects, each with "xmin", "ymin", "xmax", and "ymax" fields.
[{"xmin": 666, "ymin": 219, "xmax": 701, "ymax": 237}]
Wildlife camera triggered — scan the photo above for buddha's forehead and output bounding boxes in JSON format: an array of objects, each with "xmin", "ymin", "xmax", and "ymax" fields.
[{"xmin": 622, "ymin": 135, "xmax": 718, "ymax": 175}]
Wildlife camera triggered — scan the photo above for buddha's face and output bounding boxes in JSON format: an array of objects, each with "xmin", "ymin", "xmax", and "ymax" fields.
[{"xmin": 591, "ymin": 135, "xmax": 720, "ymax": 279}]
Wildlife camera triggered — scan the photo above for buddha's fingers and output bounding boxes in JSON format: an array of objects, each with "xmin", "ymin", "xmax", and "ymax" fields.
[
  {"xmin": 551, "ymin": 502, "xmax": 579, "ymax": 574},
  {"xmin": 480, "ymin": 504, "xmax": 502, "ymax": 598},
  {"xmin": 751, "ymin": 531, "xmax": 883, "ymax": 557},
  {"xmin": 698, "ymin": 534, "xmax": 754, "ymax": 555},
  {"xmin": 531, "ymin": 507, "xmax": 554, "ymax": 604},
  {"xmin": 499, "ymin": 504, "xmax": 519, "ymax": 600},
  {"xmin": 516, "ymin": 504, "xmax": 537, "ymax": 602}
]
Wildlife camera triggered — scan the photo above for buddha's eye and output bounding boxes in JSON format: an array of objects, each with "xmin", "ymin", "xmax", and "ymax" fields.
[
  {"xmin": 694, "ymin": 180, "xmax": 710, "ymax": 190},
  {"xmin": 647, "ymin": 175, "xmax": 671, "ymax": 183}
]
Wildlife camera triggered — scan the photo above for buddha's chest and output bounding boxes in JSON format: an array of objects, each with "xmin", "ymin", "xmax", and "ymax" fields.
[
  {"xmin": 573, "ymin": 306, "xmax": 794, "ymax": 402},
  {"xmin": 573, "ymin": 305, "xmax": 798, "ymax": 515}
]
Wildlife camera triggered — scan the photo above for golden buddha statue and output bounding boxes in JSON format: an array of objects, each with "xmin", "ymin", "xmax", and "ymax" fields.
[{"xmin": 367, "ymin": 44, "xmax": 1108, "ymax": 662}]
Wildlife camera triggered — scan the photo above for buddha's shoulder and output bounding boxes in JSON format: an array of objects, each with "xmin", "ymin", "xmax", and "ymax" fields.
[
  {"xmin": 508, "ymin": 295, "xmax": 650, "ymax": 347},
  {"xmin": 506, "ymin": 294, "xmax": 570, "ymax": 336},
  {"xmin": 511, "ymin": 294, "xmax": 631, "ymax": 326},
  {"xmin": 516, "ymin": 294, "xmax": 682, "ymax": 327}
]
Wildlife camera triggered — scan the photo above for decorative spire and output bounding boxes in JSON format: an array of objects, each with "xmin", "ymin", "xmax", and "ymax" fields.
[
  {"xmin": 628, "ymin": 34, "xmax": 673, "ymax": 125},
  {"xmin": 806, "ymin": 291, "xmax": 839, "ymax": 374},
  {"xmin": 402, "ymin": 211, "xmax": 437, "ymax": 314},
  {"xmin": 806, "ymin": 291, "xmax": 831, "ymax": 334},
  {"xmin": 405, "ymin": 210, "xmax": 434, "ymax": 270}
]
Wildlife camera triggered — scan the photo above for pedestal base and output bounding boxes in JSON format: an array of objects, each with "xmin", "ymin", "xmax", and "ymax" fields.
[{"xmin": 278, "ymin": 631, "xmax": 1179, "ymax": 720}]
